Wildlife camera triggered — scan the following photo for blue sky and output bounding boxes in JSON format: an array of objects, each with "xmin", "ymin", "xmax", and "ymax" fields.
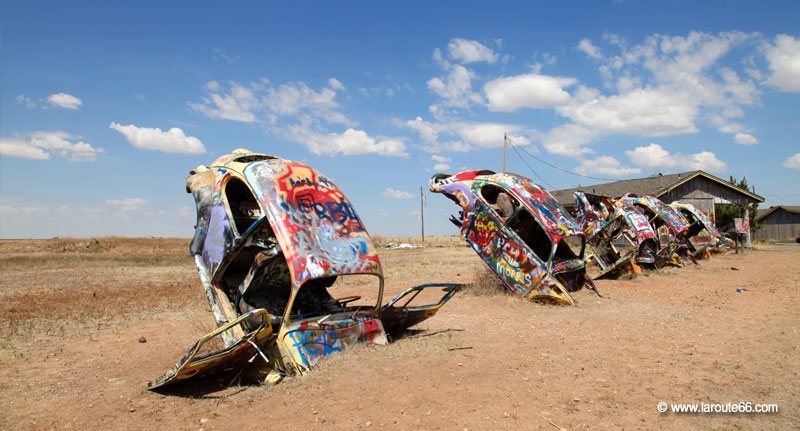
[{"xmin": 1, "ymin": 1, "xmax": 799, "ymax": 239}]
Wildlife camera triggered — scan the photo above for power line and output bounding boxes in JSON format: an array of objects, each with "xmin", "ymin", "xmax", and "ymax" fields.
[
  {"xmin": 508, "ymin": 137, "xmax": 616, "ymax": 182},
  {"xmin": 506, "ymin": 139, "xmax": 554, "ymax": 188}
]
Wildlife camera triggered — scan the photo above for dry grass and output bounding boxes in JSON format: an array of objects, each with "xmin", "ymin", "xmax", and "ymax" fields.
[
  {"xmin": 462, "ymin": 265, "xmax": 510, "ymax": 297},
  {"xmin": 372, "ymin": 235, "xmax": 465, "ymax": 248}
]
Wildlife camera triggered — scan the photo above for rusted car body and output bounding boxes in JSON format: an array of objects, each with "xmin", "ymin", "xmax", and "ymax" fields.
[
  {"xmin": 573, "ymin": 192, "xmax": 658, "ymax": 278},
  {"xmin": 616, "ymin": 194, "xmax": 696, "ymax": 267},
  {"xmin": 430, "ymin": 170, "xmax": 598, "ymax": 305},
  {"xmin": 670, "ymin": 202, "xmax": 732, "ymax": 255},
  {"xmin": 149, "ymin": 149, "xmax": 460, "ymax": 389}
]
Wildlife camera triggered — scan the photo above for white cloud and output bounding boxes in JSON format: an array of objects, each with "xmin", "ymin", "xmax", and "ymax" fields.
[
  {"xmin": 733, "ymin": 132, "xmax": 758, "ymax": 145},
  {"xmin": 783, "ymin": 153, "xmax": 800, "ymax": 169},
  {"xmin": 484, "ymin": 73, "xmax": 576, "ymax": 112},
  {"xmin": 576, "ymin": 156, "xmax": 641, "ymax": 177},
  {"xmin": 625, "ymin": 143, "xmax": 727, "ymax": 173},
  {"xmin": 427, "ymin": 64, "xmax": 483, "ymax": 108},
  {"xmin": 557, "ymin": 88, "xmax": 700, "ymax": 137},
  {"xmin": 300, "ymin": 128, "xmax": 408, "ymax": 157},
  {"xmin": 447, "ymin": 38, "xmax": 498, "ymax": 64},
  {"xmin": 105, "ymin": 198, "xmax": 148, "ymax": 212},
  {"xmin": 383, "ymin": 188, "xmax": 414, "ymax": 199},
  {"xmin": 453, "ymin": 122, "xmax": 529, "ymax": 149},
  {"xmin": 432, "ymin": 162, "xmax": 451, "ymax": 171},
  {"xmin": 431, "ymin": 154, "xmax": 450, "ymax": 163},
  {"xmin": 189, "ymin": 78, "xmax": 351, "ymax": 126},
  {"xmin": 407, "ymin": 117, "xmax": 442, "ymax": 144},
  {"xmin": 109, "ymin": 122, "xmax": 206, "ymax": 154},
  {"xmin": 539, "ymin": 123, "xmax": 598, "ymax": 156},
  {"xmin": 46, "ymin": 92, "xmax": 82, "ymax": 110},
  {"xmin": 577, "ymin": 38, "xmax": 603, "ymax": 59},
  {"xmin": 764, "ymin": 34, "xmax": 800, "ymax": 92},
  {"xmin": 16, "ymin": 95, "xmax": 36, "ymax": 108},
  {"xmin": 189, "ymin": 81, "xmax": 259, "ymax": 122},
  {"xmin": 0, "ymin": 132, "xmax": 103, "ymax": 161},
  {"xmin": 0, "ymin": 197, "xmax": 49, "ymax": 215},
  {"xmin": 540, "ymin": 31, "xmax": 763, "ymax": 157}
]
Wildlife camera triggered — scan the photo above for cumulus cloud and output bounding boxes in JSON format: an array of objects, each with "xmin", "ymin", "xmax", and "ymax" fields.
[
  {"xmin": 0, "ymin": 131, "xmax": 103, "ymax": 161},
  {"xmin": 577, "ymin": 38, "xmax": 603, "ymax": 59},
  {"xmin": 447, "ymin": 38, "xmax": 498, "ymax": 64},
  {"xmin": 764, "ymin": 34, "xmax": 800, "ymax": 92},
  {"xmin": 537, "ymin": 31, "xmax": 764, "ymax": 157},
  {"xmin": 783, "ymin": 153, "xmax": 800, "ymax": 169},
  {"xmin": 432, "ymin": 162, "xmax": 451, "ymax": 171},
  {"xmin": 576, "ymin": 156, "xmax": 641, "ymax": 177},
  {"xmin": 405, "ymin": 117, "xmax": 531, "ymax": 153},
  {"xmin": 484, "ymin": 73, "xmax": 577, "ymax": 111},
  {"xmin": 427, "ymin": 64, "xmax": 483, "ymax": 108},
  {"xmin": 298, "ymin": 128, "xmax": 408, "ymax": 157},
  {"xmin": 0, "ymin": 197, "xmax": 49, "ymax": 216},
  {"xmin": 189, "ymin": 81, "xmax": 259, "ymax": 122},
  {"xmin": 733, "ymin": 132, "xmax": 758, "ymax": 145},
  {"xmin": 109, "ymin": 123, "xmax": 206, "ymax": 154},
  {"xmin": 383, "ymin": 188, "xmax": 414, "ymax": 199},
  {"xmin": 625, "ymin": 143, "xmax": 727, "ymax": 173},
  {"xmin": 539, "ymin": 123, "xmax": 598, "ymax": 156},
  {"xmin": 46, "ymin": 92, "xmax": 82, "ymax": 110}
]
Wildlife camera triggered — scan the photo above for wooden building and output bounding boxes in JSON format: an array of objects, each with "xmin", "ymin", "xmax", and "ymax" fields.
[
  {"xmin": 550, "ymin": 170, "xmax": 764, "ymax": 224},
  {"xmin": 753, "ymin": 206, "xmax": 800, "ymax": 242}
]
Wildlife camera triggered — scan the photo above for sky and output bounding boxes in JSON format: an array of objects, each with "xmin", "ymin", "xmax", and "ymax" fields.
[{"xmin": 1, "ymin": 0, "xmax": 799, "ymax": 239}]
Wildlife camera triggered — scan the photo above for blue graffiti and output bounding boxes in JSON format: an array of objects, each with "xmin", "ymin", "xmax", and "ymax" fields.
[{"xmin": 289, "ymin": 329, "xmax": 343, "ymax": 367}]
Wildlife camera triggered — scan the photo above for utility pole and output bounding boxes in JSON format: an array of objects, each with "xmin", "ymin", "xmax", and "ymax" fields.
[
  {"xmin": 419, "ymin": 186, "xmax": 425, "ymax": 243},
  {"xmin": 502, "ymin": 132, "xmax": 508, "ymax": 173}
]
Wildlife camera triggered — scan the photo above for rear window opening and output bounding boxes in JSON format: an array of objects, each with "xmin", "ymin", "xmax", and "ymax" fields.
[{"xmin": 506, "ymin": 208, "xmax": 551, "ymax": 263}]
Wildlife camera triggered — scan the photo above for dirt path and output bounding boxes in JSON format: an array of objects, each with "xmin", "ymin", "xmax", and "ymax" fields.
[{"xmin": 1, "ymin": 241, "xmax": 798, "ymax": 430}]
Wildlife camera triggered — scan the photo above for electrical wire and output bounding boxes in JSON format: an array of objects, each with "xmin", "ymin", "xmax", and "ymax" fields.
[
  {"xmin": 506, "ymin": 139, "xmax": 555, "ymax": 188},
  {"xmin": 508, "ymin": 137, "xmax": 616, "ymax": 182}
]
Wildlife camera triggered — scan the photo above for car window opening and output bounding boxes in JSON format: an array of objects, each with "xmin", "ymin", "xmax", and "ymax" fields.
[
  {"xmin": 225, "ymin": 177, "xmax": 262, "ymax": 235},
  {"xmin": 506, "ymin": 208, "xmax": 552, "ymax": 263},
  {"xmin": 480, "ymin": 184, "xmax": 519, "ymax": 219}
]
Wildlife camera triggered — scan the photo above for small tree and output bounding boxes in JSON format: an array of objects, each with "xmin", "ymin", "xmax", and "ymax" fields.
[{"xmin": 714, "ymin": 176, "xmax": 760, "ymax": 232}]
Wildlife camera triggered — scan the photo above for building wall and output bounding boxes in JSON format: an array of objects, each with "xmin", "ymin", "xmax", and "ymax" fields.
[
  {"xmin": 661, "ymin": 177, "xmax": 756, "ymax": 206},
  {"xmin": 753, "ymin": 209, "xmax": 800, "ymax": 242}
]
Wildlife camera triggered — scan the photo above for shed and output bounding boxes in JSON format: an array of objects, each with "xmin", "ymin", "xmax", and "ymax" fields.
[
  {"xmin": 753, "ymin": 206, "xmax": 800, "ymax": 242},
  {"xmin": 550, "ymin": 170, "xmax": 764, "ymax": 224}
]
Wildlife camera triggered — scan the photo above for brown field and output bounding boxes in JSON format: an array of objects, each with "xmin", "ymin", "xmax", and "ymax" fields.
[{"xmin": 1, "ymin": 237, "xmax": 798, "ymax": 430}]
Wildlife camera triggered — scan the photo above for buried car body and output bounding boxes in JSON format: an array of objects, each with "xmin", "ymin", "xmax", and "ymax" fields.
[
  {"xmin": 573, "ymin": 192, "xmax": 659, "ymax": 278},
  {"xmin": 149, "ymin": 149, "xmax": 460, "ymax": 389},
  {"xmin": 430, "ymin": 170, "xmax": 599, "ymax": 305}
]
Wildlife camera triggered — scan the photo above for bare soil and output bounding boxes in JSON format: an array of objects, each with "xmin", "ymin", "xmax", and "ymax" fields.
[{"xmin": 1, "ymin": 238, "xmax": 798, "ymax": 430}]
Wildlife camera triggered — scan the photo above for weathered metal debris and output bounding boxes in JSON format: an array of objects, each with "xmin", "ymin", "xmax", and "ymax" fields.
[
  {"xmin": 670, "ymin": 201, "xmax": 733, "ymax": 256},
  {"xmin": 573, "ymin": 192, "xmax": 658, "ymax": 279},
  {"xmin": 149, "ymin": 149, "xmax": 461, "ymax": 389},
  {"xmin": 430, "ymin": 170, "xmax": 600, "ymax": 305}
]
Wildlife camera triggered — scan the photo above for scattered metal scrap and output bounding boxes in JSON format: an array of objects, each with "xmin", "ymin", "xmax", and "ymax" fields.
[
  {"xmin": 149, "ymin": 149, "xmax": 461, "ymax": 389},
  {"xmin": 430, "ymin": 170, "xmax": 600, "ymax": 305}
]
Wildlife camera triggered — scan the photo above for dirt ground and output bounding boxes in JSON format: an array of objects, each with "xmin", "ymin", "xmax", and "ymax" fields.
[{"xmin": 1, "ymin": 238, "xmax": 798, "ymax": 430}]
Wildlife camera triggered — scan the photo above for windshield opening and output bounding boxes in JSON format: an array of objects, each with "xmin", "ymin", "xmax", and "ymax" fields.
[{"xmin": 288, "ymin": 274, "xmax": 381, "ymax": 321}]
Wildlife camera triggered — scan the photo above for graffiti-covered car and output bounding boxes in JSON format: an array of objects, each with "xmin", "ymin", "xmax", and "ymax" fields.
[
  {"xmin": 573, "ymin": 192, "xmax": 658, "ymax": 278},
  {"xmin": 616, "ymin": 194, "xmax": 696, "ymax": 267},
  {"xmin": 430, "ymin": 170, "xmax": 599, "ymax": 305},
  {"xmin": 149, "ymin": 149, "xmax": 461, "ymax": 389},
  {"xmin": 670, "ymin": 201, "xmax": 732, "ymax": 255}
]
